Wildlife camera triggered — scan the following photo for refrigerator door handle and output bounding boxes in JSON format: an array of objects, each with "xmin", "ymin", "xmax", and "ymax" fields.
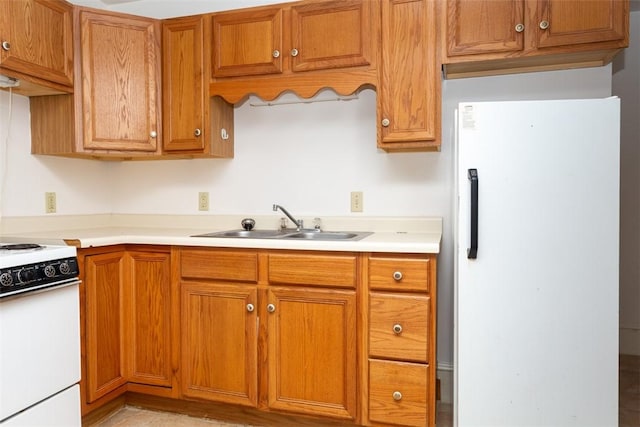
[{"xmin": 467, "ymin": 168, "xmax": 478, "ymax": 259}]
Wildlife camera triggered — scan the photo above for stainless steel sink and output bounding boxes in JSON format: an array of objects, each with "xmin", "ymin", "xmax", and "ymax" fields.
[
  {"xmin": 193, "ymin": 229, "xmax": 290, "ymax": 239},
  {"xmin": 192, "ymin": 229, "xmax": 372, "ymax": 241}
]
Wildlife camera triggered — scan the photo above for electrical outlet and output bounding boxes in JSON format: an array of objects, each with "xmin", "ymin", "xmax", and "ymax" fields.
[
  {"xmin": 45, "ymin": 192, "xmax": 56, "ymax": 214},
  {"xmin": 198, "ymin": 192, "xmax": 209, "ymax": 211},
  {"xmin": 350, "ymin": 191, "xmax": 363, "ymax": 213}
]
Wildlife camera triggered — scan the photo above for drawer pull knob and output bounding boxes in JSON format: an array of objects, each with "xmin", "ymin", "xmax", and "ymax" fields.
[
  {"xmin": 393, "ymin": 324, "xmax": 403, "ymax": 334},
  {"xmin": 246, "ymin": 303, "xmax": 254, "ymax": 312},
  {"xmin": 267, "ymin": 303, "xmax": 276, "ymax": 313},
  {"xmin": 1, "ymin": 41, "xmax": 10, "ymax": 51},
  {"xmin": 393, "ymin": 271, "xmax": 403, "ymax": 281},
  {"xmin": 539, "ymin": 20, "xmax": 549, "ymax": 30},
  {"xmin": 392, "ymin": 391, "xmax": 403, "ymax": 401}
]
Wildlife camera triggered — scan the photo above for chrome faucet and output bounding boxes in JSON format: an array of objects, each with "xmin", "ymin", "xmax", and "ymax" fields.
[{"xmin": 273, "ymin": 204, "xmax": 303, "ymax": 231}]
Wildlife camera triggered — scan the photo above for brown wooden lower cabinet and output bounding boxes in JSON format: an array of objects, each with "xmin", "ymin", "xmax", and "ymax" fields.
[{"xmin": 80, "ymin": 246, "xmax": 436, "ymax": 427}]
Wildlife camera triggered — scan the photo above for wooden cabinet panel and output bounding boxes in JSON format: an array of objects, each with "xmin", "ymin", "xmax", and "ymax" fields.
[
  {"xmin": 378, "ymin": 0, "xmax": 440, "ymax": 151},
  {"xmin": 268, "ymin": 252, "xmax": 357, "ymax": 288},
  {"xmin": 0, "ymin": 0, "xmax": 73, "ymax": 86},
  {"xmin": 181, "ymin": 282, "xmax": 258, "ymax": 406},
  {"xmin": 290, "ymin": 0, "xmax": 372, "ymax": 72},
  {"xmin": 266, "ymin": 287, "xmax": 357, "ymax": 419},
  {"xmin": 446, "ymin": 0, "xmax": 525, "ymax": 56},
  {"xmin": 180, "ymin": 249, "xmax": 258, "ymax": 283},
  {"xmin": 369, "ymin": 359, "xmax": 429, "ymax": 427},
  {"xmin": 80, "ymin": 10, "xmax": 161, "ymax": 152},
  {"xmin": 162, "ymin": 16, "xmax": 205, "ymax": 152},
  {"xmin": 125, "ymin": 250, "xmax": 172, "ymax": 387},
  {"xmin": 369, "ymin": 293, "xmax": 429, "ymax": 363},
  {"xmin": 84, "ymin": 251, "xmax": 127, "ymax": 403},
  {"xmin": 212, "ymin": 7, "xmax": 283, "ymax": 77},
  {"xmin": 443, "ymin": 0, "xmax": 630, "ymax": 78},
  {"xmin": 368, "ymin": 256, "xmax": 431, "ymax": 293},
  {"xmin": 537, "ymin": 0, "xmax": 627, "ymax": 48}
]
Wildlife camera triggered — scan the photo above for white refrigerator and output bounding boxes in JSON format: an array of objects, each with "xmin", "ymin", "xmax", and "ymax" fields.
[{"xmin": 454, "ymin": 98, "xmax": 620, "ymax": 426}]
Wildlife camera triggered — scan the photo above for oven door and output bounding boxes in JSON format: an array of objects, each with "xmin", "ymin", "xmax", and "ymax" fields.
[{"xmin": 0, "ymin": 281, "xmax": 81, "ymax": 423}]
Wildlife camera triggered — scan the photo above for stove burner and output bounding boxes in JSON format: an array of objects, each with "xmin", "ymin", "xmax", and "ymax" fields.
[{"xmin": 0, "ymin": 244, "xmax": 43, "ymax": 251}]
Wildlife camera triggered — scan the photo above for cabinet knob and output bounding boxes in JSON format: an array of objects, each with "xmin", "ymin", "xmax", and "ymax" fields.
[
  {"xmin": 194, "ymin": 128, "xmax": 202, "ymax": 137},
  {"xmin": 1, "ymin": 41, "xmax": 10, "ymax": 51},
  {"xmin": 393, "ymin": 324, "xmax": 403, "ymax": 335},
  {"xmin": 539, "ymin": 20, "xmax": 549, "ymax": 30},
  {"xmin": 515, "ymin": 23, "xmax": 524, "ymax": 33},
  {"xmin": 381, "ymin": 118, "xmax": 390, "ymax": 127},
  {"xmin": 246, "ymin": 303, "xmax": 255, "ymax": 313},
  {"xmin": 290, "ymin": 48, "xmax": 299, "ymax": 57},
  {"xmin": 393, "ymin": 271, "xmax": 403, "ymax": 281},
  {"xmin": 150, "ymin": 130, "xmax": 158, "ymax": 138},
  {"xmin": 392, "ymin": 391, "xmax": 403, "ymax": 401},
  {"xmin": 272, "ymin": 49, "xmax": 280, "ymax": 58},
  {"xmin": 267, "ymin": 303, "xmax": 276, "ymax": 313}
]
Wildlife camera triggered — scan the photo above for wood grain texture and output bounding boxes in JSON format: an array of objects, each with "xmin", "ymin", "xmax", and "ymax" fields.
[
  {"xmin": 442, "ymin": 0, "xmax": 629, "ymax": 77},
  {"xmin": 162, "ymin": 16, "xmax": 205, "ymax": 152},
  {"xmin": 84, "ymin": 251, "xmax": 128, "ymax": 403},
  {"xmin": 368, "ymin": 359, "xmax": 430, "ymax": 427},
  {"xmin": 180, "ymin": 248, "xmax": 259, "ymax": 283},
  {"xmin": 30, "ymin": 94, "xmax": 75, "ymax": 154},
  {"xmin": 181, "ymin": 282, "xmax": 258, "ymax": 406},
  {"xmin": 268, "ymin": 252, "xmax": 357, "ymax": 288},
  {"xmin": 368, "ymin": 255, "xmax": 431, "ymax": 293},
  {"xmin": 125, "ymin": 250, "xmax": 172, "ymax": 387},
  {"xmin": 446, "ymin": 0, "xmax": 525, "ymax": 56},
  {"xmin": 267, "ymin": 286, "xmax": 357, "ymax": 420},
  {"xmin": 369, "ymin": 293, "xmax": 430, "ymax": 363},
  {"xmin": 0, "ymin": 0, "xmax": 73, "ymax": 86},
  {"xmin": 80, "ymin": 10, "xmax": 161, "ymax": 152},
  {"xmin": 378, "ymin": 0, "xmax": 440, "ymax": 151}
]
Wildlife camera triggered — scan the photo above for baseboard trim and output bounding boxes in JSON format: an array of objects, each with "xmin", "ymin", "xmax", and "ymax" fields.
[{"xmin": 437, "ymin": 362, "xmax": 454, "ymax": 404}]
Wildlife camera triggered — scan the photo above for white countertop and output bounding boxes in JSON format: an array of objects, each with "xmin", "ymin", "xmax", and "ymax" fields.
[{"xmin": 0, "ymin": 214, "xmax": 442, "ymax": 254}]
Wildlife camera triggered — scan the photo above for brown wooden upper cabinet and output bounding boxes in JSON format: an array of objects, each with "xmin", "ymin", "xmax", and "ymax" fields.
[
  {"xmin": 443, "ymin": 0, "xmax": 629, "ymax": 78},
  {"xmin": 162, "ymin": 15, "xmax": 234, "ymax": 157},
  {"xmin": 211, "ymin": 0, "xmax": 372, "ymax": 78},
  {"xmin": 0, "ymin": 0, "xmax": 73, "ymax": 92}
]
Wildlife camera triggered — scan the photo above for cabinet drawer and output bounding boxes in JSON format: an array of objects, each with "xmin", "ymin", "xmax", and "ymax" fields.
[
  {"xmin": 369, "ymin": 293, "xmax": 429, "ymax": 363},
  {"xmin": 368, "ymin": 256, "xmax": 430, "ymax": 292},
  {"xmin": 180, "ymin": 249, "xmax": 258, "ymax": 283},
  {"xmin": 268, "ymin": 253, "xmax": 356, "ymax": 288},
  {"xmin": 369, "ymin": 359, "xmax": 429, "ymax": 427}
]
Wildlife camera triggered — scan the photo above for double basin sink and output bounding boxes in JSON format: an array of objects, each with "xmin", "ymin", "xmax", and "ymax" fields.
[{"xmin": 193, "ymin": 229, "xmax": 372, "ymax": 241}]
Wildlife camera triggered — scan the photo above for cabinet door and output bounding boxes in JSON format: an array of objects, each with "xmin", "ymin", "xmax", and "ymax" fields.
[
  {"xmin": 378, "ymin": 0, "xmax": 440, "ymax": 150},
  {"xmin": 124, "ymin": 250, "xmax": 172, "ymax": 387},
  {"xmin": 290, "ymin": 0, "xmax": 371, "ymax": 72},
  {"xmin": 84, "ymin": 251, "xmax": 127, "ymax": 403},
  {"xmin": 536, "ymin": 0, "xmax": 628, "ymax": 48},
  {"xmin": 446, "ymin": 0, "xmax": 525, "ymax": 56},
  {"xmin": 181, "ymin": 282, "xmax": 258, "ymax": 407},
  {"xmin": 266, "ymin": 287, "xmax": 357, "ymax": 420},
  {"xmin": 212, "ymin": 7, "xmax": 283, "ymax": 77},
  {"xmin": 80, "ymin": 11, "xmax": 161, "ymax": 152},
  {"xmin": 0, "ymin": 0, "xmax": 73, "ymax": 86},
  {"xmin": 162, "ymin": 16, "xmax": 205, "ymax": 152}
]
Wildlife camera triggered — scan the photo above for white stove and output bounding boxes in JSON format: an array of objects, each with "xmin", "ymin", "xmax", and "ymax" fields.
[
  {"xmin": 0, "ymin": 243, "xmax": 79, "ymax": 299},
  {"xmin": 0, "ymin": 243, "xmax": 81, "ymax": 426}
]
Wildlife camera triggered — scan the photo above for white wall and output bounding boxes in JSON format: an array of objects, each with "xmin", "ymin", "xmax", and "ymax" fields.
[
  {"xmin": 613, "ymin": 9, "xmax": 640, "ymax": 356},
  {"xmin": 0, "ymin": 66, "xmax": 614, "ymax": 367}
]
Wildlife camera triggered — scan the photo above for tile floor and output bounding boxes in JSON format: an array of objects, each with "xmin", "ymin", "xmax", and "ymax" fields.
[{"xmin": 93, "ymin": 355, "xmax": 639, "ymax": 427}]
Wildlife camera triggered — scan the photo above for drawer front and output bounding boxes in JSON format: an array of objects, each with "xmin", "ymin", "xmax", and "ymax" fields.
[
  {"xmin": 369, "ymin": 256, "xmax": 430, "ymax": 292},
  {"xmin": 369, "ymin": 293, "xmax": 429, "ymax": 362},
  {"xmin": 268, "ymin": 253, "xmax": 357, "ymax": 288},
  {"xmin": 369, "ymin": 359, "xmax": 429, "ymax": 427},
  {"xmin": 180, "ymin": 249, "xmax": 258, "ymax": 283}
]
